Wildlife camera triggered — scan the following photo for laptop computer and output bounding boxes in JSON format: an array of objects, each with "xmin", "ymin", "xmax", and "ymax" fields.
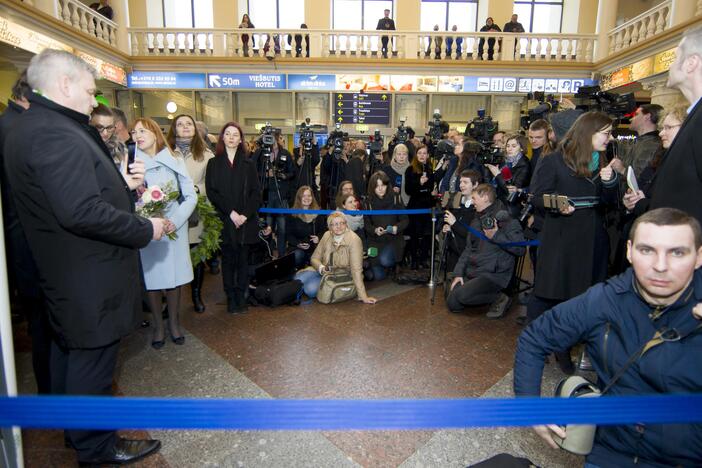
[{"xmin": 253, "ymin": 252, "xmax": 296, "ymax": 285}]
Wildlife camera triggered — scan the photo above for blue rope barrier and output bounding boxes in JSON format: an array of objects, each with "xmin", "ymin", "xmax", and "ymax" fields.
[
  {"xmin": 259, "ymin": 208, "xmax": 432, "ymax": 216},
  {"xmin": 1, "ymin": 395, "xmax": 701, "ymax": 430},
  {"xmin": 459, "ymin": 220, "xmax": 540, "ymax": 248}
]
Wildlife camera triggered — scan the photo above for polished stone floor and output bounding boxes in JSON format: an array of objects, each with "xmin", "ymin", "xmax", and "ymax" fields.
[{"xmin": 13, "ymin": 269, "xmax": 583, "ymax": 467}]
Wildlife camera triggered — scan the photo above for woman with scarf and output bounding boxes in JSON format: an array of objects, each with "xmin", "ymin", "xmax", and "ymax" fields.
[
  {"xmin": 382, "ymin": 143, "xmax": 410, "ymax": 206},
  {"xmin": 405, "ymin": 144, "xmax": 435, "ymax": 268},
  {"xmin": 484, "ymin": 133, "xmax": 531, "ymax": 217},
  {"xmin": 436, "ymin": 137, "xmax": 484, "ymax": 205},
  {"xmin": 294, "ymin": 212, "xmax": 377, "ymax": 303},
  {"xmin": 167, "ymin": 114, "xmax": 215, "ymax": 313},
  {"xmin": 336, "ymin": 192, "xmax": 365, "ymax": 249},
  {"xmin": 364, "ymin": 171, "xmax": 409, "ymax": 281},
  {"xmin": 527, "ymin": 111, "xmax": 619, "ymax": 373},
  {"xmin": 133, "ymin": 118, "xmax": 197, "ymax": 349},
  {"xmin": 286, "ymin": 185, "xmax": 326, "ymax": 268}
]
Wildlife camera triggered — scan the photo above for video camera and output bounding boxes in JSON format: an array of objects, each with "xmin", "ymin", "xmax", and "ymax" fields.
[
  {"xmin": 328, "ymin": 122, "xmax": 348, "ymax": 160},
  {"xmin": 298, "ymin": 120, "xmax": 314, "ymax": 153},
  {"xmin": 465, "ymin": 109, "xmax": 498, "ymax": 146},
  {"xmin": 522, "ymin": 92, "xmax": 559, "ymax": 127},
  {"xmin": 427, "ymin": 109, "xmax": 444, "ymax": 144},
  {"xmin": 370, "ymin": 129, "xmax": 383, "ymax": 155},
  {"xmin": 575, "ymin": 85, "xmax": 636, "ymax": 118},
  {"xmin": 394, "ymin": 117, "xmax": 410, "ymax": 145}
]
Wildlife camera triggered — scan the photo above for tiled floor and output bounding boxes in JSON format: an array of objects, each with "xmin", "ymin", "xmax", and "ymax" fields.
[{"xmin": 12, "ymin": 268, "xmax": 580, "ymax": 467}]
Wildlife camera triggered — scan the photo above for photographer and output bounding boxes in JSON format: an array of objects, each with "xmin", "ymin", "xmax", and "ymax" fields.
[
  {"xmin": 447, "ymin": 184, "xmax": 525, "ymax": 319},
  {"xmin": 346, "ymin": 148, "xmax": 367, "ymax": 201},
  {"xmin": 484, "ymin": 134, "xmax": 532, "ymax": 218},
  {"xmin": 365, "ymin": 171, "xmax": 409, "ymax": 281},
  {"xmin": 388, "ymin": 123, "xmax": 416, "ymax": 162},
  {"xmin": 252, "ymin": 129, "xmax": 294, "ymax": 257},
  {"xmin": 405, "ymin": 144, "xmax": 435, "ymax": 269},
  {"xmin": 320, "ymin": 131, "xmax": 347, "ymax": 209},
  {"xmin": 293, "ymin": 127, "xmax": 320, "ymax": 196},
  {"xmin": 442, "ymin": 169, "xmax": 481, "ymax": 272}
]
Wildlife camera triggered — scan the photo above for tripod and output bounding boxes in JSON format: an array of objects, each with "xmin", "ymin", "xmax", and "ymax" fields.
[{"xmin": 430, "ymin": 228, "xmax": 453, "ymax": 305}]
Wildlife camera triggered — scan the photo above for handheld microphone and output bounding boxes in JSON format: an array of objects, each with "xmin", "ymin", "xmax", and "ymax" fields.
[{"xmin": 500, "ymin": 166, "xmax": 513, "ymax": 181}]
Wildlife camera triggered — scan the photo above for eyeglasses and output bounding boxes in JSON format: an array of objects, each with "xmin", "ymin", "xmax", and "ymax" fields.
[
  {"xmin": 661, "ymin": 124, "xmax": 681, "ymax": 132},
  {"xmin": 95, "ymin": 125, "xmax": 115, "ymax": 133}
]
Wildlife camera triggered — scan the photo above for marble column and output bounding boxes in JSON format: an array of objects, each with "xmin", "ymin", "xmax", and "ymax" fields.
[
  {"xmin": 112, "ymin": 0, "xmax": 130, "ymax": 54},
  {"xmin": 395, "ymin": 95, "xmax": 426, "ymax": 132},
  {"xmin": 298, "ymin": 95, "xmax": 328, "ymax": 126},
  {"xmin": 594, "ymin": 0, "xmax": 618, "ymax": 61},
  {"xmin": 641, "ymin": 77, "xmax": 688, "ymax": 110}
]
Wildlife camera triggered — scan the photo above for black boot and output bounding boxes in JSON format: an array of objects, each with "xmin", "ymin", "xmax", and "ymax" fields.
[{"xmin": 192, "ymin": 262, "xmax": 206, "ymax": 313}]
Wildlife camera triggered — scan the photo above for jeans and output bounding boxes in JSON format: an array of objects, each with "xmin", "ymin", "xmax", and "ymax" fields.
[
  {"xmin": 266, "ymin": 192, "xmax": 288, "ymax": 257},
  {"xmin": 584, "ymin": 464, "xmax": 600, "ymax": 468},
  {"xmin": 371, "ymin": 244, "xmax": 396, "ymax": 280},
  {"xmin": 295, "ymin": 269, "xmax": 321, "ymax": 298},
  {"xmin": 293, "ymin": 248, "xmax": 313, "ymax": 268}
]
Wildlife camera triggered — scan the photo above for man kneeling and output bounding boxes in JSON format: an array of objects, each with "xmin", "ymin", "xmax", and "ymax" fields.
[
  {"xmin": 514, "ymin": 207, "xmax": 702, "ymax": 467},
  {"xmin": 447, "ymin": 184, "xmax": 525, "ymax": 318}
]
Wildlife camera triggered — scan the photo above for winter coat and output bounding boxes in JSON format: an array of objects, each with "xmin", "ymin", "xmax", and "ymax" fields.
[
  {"xmin": 175, "ymin": 145, "xmax": 214, "ymax": 244},
  {"xmin": 286, "ymin": 214, "xmax": 327, "ymax": 250},
  {"xmin": 139, "ymin": 147, "xmax": 197, "ymax": 290},
  {"xmin": 620, "ymin": 131, "xmax": 662, "ymax": 179},
  {"xmin": 515, "ymin": 267, "xmax": 702, "ymax": 468},
  {"xmin": 205, "ymin": 151, "xmax": 262, "ymax": 245},
  {"xmin": 445, "ymin": 193, "xmax": 477, "ymax": 257},
  {"xmin": 452, "ymin": 202, "xmax": 525, "ymax": 289},
  {"xmin": 3, "ymin": 93, "xmax": 153, "ymax": 348},
  {"xmin": 364, "ymin": 193, "xmax": 409, "ymax": 261},
  {"xmin": 405, "ymin": 165, "xmax": 435, "ymax": 209},
  {"xmin": 531, "ymin": 151, "xmax": 618, "ymax": 300},
  {"xmin": 293, "ymin": 145, "xmax": 320, "ymax": 193},
  {"xmin": 310, "ymin": 229, "xmax": 369, "ymax": 301}
]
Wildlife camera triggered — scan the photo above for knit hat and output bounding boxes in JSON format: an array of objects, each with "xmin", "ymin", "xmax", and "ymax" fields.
[{"xmin": 548, "ymin": 109, "xmax": 584, "ymax": 142}]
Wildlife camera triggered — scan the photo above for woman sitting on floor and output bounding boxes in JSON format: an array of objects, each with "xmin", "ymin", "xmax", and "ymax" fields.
[
  {"xmin": 294, "ymin": 212, "xmax": 377, "ymax": 304},
  {"xmin": 286, "ymin": 185, "xmax": 326, "ymax": 268}
]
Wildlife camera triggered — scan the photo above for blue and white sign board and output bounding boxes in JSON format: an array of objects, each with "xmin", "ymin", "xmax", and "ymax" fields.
[
  {"xmin": 465, "ymin": 76, "xmax": 595, "ymax": 93},
  {"xmin": 288, "ymin": 74, "xmax": 336, "ymax": 91},
  {"xmin": 128, "ymin": 72, "xmax": 206, "ymax": 89},
  {"xmin": 207, "ymin": 73, "xmax": 286, "ymax": 89}
]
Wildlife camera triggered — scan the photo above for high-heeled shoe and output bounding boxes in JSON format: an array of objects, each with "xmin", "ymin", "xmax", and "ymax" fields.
[
  {"xmin": 170, "ymin": 331, "xmax": 185, "ymax": 345},
  {"xmin": 151, "ymin": 339, "xmax": 165, "ymax": 350}
]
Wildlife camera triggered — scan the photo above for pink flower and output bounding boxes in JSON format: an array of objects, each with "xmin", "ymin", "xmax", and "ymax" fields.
[{"xmin": 149, "ymin": 186, "xmax": 164, "ymax": 201}]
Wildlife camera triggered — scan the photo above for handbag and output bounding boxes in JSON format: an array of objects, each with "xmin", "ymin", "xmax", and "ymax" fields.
[
  {"xmin": 317, "ymin": 251, "xmax": 357, "ymax": 304},
  {"xmin": 552, "ymin": 321, "xmax": 702, "ymax": 455}
]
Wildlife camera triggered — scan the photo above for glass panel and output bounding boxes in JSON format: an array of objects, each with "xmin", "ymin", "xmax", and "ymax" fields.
[
  {"xmin": 138, "ymin": 91, "xmax": 195, "ymax": 129},
  {"xmin": 146, "ymin": 0, "xmax": 164, "ymax": 27},
  {"xmin": 249, "ymin": 0, "xmax": 277, "ymax": 29},
  {"xmin": 532, "ymin": 4, "xmax": 562, "ymax": 33},
  {"xmin": 163, "ymin": 0, "xmax": 193, "ymax": 28},
  {"xmin": 196, "ymin": 92, "xmax": 231, "ymax": 131},
  {"xmin": 280, "ymin": 0, "xmax": 305, "ymax": 28},
  {"xmin": 363, "ymin": 0, "xmax": 393, "ymax": 30},
  {"xmin": 420, "ymin": 2, "xmax": 445, "ymax": 31},
  {"xmin": 238, "ymin": 92, "xmax": 293, "ymax": 128},
  {"xmin": 334, "ymin": 0, "xmax": 362, "ymax": 29},
  {"xmin": 193, "ymin": 0, "xmax": 213, "ymax": 28},
  {"xmin": 296, "ymin": 93, "xmax": 330, "ymax": 127},
  {"xmin": 513, "ymin": 3, "xmax": 532, "ymax": 32},
  {"xmin": 448, "ymin": 2, "xmax": 477, "ymax": 32}
]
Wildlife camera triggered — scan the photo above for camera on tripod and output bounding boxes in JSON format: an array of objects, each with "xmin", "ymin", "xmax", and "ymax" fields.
[
  {"xmin": 394, "ymin": 117, "xmax": 409, "ymax": 145},
  {"xmin": 328, "ymin": 122, "xmax": 347, "ymax": 160},
  {"xmin": 298, "ymin": 120, "xmax": 314, "ymax": 153},
  {"xmin": 370, "ymin": 129, "xmax": 383, "ymax": 154},
  {"xmin": 427, "ymin": 109, "xmax": 444, "ymax": 144},
  {"xmin": 434, "ymin": 139, "xmax": 456, "ymax": 168},
  {"xmin": 466, "ymin": 109, "xmax": 498, "ymax": 146}
]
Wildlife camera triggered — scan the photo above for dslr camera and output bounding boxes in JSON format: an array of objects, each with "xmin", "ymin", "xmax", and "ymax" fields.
[
  {"xmin": 328, "ymin": 122, "xmax": 347, "ymax": 160},
  {"xmin": 298, "ymin": 121, "xmax": 314, "ymax": 153}
]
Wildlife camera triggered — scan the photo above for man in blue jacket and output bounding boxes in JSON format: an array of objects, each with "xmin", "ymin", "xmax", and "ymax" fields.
[{"xmin": 514, "ymin": 207, "xmax": 702, "ymax": 467}]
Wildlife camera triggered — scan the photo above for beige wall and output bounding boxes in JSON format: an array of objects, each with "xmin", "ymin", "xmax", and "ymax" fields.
[
  {"xmin": 578, "ymin": 0, "xmax": 599, "ymax": 34},
  {"xmin": 128, "ymin": 0, "xmax": 147, "ymax": 28},
  {"xmin": 306, "ymin": 0, "xmax": 330, "ymax": 29},
  {"xmin": 616, "ymin": 0, "xmax": 665, "ymax": 26},
  {"xmin": 487, "ymin": 0, "xmax": 516, "ymax": 27},
  {"xmin": 213, "ymin": 0, "xmax": 238, "ymax": 28},
  {"xmin": 0, "ymin": 69, "xmax": 20, "ymax": 105},
  {"xmin": 396, "ymin": 0, "xmax": 421, "ymax": 30}
]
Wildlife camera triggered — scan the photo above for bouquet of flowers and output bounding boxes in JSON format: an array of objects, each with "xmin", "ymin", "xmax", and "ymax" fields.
[{"xmin": 136, "ymin": 182, "xmax": 180, "ymax": 240}]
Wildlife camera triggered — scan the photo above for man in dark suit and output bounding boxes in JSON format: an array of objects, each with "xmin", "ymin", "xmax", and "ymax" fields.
[
  {"xmin": 376, "ymin": 8, "xmax": 396, "ymax": 58},
  {"xmin": 503, "ymin": 14, "xmax": 525, "ymax": 33},
  {"xmin": 625, "ymin": 25, "xmax": 702, "ymax": 226},
  {"xmin": 3, "ymin": 49, "xmax": 165, "ymax": 466}
]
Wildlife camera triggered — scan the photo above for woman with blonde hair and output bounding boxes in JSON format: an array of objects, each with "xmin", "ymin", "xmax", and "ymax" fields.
[
  {"xmin": 166, "ymin": 114, "xmax": 215, "ymax": 313},
  {"xmin": 294, "ymin": 212, "xmax": 376, "ymax": 303},
  {"xmin": 132, "ymin": 118, "xmax": 197, "ymax": 349},
  {"xmin": 286, "ymin": 185, "xmax": 326, "ymax": 267},
  {"xmin": 382, "ymin": 143, "xmax": 410, "ymax": 205}
]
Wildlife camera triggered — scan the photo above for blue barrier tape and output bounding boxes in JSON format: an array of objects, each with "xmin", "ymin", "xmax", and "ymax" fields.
[
  {"xmin": 259, "ymin": 208, "xmax": 432, "ymax": 216},
  {"xmin": 459, "ymin": 220, "xmax": 540, "ymax": 248},
  {"xmin": 1, "ymin": 395, "xmax": 701, "ymax": 430}
]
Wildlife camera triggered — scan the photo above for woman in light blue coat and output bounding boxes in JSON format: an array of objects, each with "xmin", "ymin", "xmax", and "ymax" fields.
[{"xmin": 132, "ymin": 118, "xmax": 197, "ymax": 349}]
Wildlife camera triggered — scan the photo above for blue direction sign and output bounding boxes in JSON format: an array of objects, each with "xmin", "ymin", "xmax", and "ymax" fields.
[
  {"xmin": 335, "ymin": 92, "xmax": 391, "ymax": 125},
  {"xmin": 288, "ymin": 74, "xmax": 336, "ymax": 91},
  {"xmin": 127, "ymin": 72, "xmax": 206, "ymax": 89},
  {"xmin": 207, "ymin": 73, "xmax": 286, "ymax": 89}
]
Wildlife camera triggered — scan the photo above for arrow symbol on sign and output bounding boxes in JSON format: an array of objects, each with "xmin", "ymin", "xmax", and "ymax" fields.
[
  {"xmin": 209, "ymin": 74, "xmax": 221, "ymax": 88},
  {"xmin": 337, "ymin": 94, "xmax": 343, "ymax": 99},
  {"xmin": 337, "ymin": 117, "xmax": 343, "ymax": 122},
  {"xmin": 337, "ymin": 102, "xmax": 343, "ymax": 107},
  {"xmin": 337, "ymin": 109, "xmax": 343, "ymax": 115},
  {"xmin": 381, "ymin": 94, "xmax": 387, "ymax": 100}
]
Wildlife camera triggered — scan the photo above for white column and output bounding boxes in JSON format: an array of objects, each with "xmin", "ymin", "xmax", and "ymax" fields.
[
  {"xmin": 642, "ymin": 77, "xmax": 689, "ymax": 109},
  {"xmin": 490, "ymin": 96, "xmax": 523, "ymax": 133},
  {"xmin": 112, "ymin": 0, "xmax": 130, "ymax": 54},
  {"xmin": 395, "ymin": 95, "xmax": 426, "ymax": 131},
  {"xmin": 299, "ymin": 96, "xmax": 328, "ymax": 125},
  {"xmin": 670, "ymin": 0, "xmax": 698, "ymax": 28},
  {"xmin": 595, "ymin": 0, "xmax": 619, "ymax": 61}
]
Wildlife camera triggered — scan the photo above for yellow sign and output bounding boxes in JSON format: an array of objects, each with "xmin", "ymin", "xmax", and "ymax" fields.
[
  {"xmin": 654, "ymin": 48, "xmax": 676, "ymax": 75},
  {"xmin": 355, "ymin": 124, "xmax": 369, "ymax": 132},
  {"xmin": 631, "ymin": 57, "xmax": 653, "ymax": 82},
  {"xmin": 0, "ymin": 15, "xmax": 72, "ymax": 54},
  {"xmin": 76, "ymin": 51, "xmax": 127, "ymax": 87}
]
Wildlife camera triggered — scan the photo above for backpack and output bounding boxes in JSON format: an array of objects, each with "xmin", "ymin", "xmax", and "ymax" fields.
[{"xmin": 254, "ymin": 279, "xmax": 303, "ymax": 307}]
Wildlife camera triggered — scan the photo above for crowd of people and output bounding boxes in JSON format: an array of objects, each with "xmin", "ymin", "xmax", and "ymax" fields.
[{"xmin": 2, "ymin": 23, "xmax": 702, "ymax": 467}]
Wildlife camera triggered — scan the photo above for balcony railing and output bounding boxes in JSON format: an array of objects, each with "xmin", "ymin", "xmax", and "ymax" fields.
[
  {"xmin": 608, "ymin": 0, "xmax": 671, "ymax": 54},
  {"xmin": 57, "ymin": 0, "xmax": 116, "ymax": 46},
  {"xmin": 126, "ymin": 28, "xmax": 596, "ymax": 63}
]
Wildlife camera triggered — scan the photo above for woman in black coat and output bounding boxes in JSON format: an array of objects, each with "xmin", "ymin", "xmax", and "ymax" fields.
[
  {"xmin": 528, "ymin": 111, "xmax": 618, "ymax": 367},
  {"xmin": 206, "ymin": 122, "xmax": 261, "ymax": 313},
  {"xmin": 484, "ymin": 133, "xmax": 532, "ymax": 218},
  {"xmin": 405, "ymin": 144, "xmax": 435, "ymax": 268},
  {"xmin": 365, "ymin": 171, "xmax": 409, "ymax": 280},
  {"xmin": 286, "ymin": 185, "xmax": 327, "ymax": 268}
]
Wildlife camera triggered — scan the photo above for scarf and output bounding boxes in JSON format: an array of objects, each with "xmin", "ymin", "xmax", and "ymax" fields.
[
  {"xmin": 589, "ymin": 151, "xmax": 600, "ymax": 173},
  {"xmin": 346, "ymin": 213, "xmax": 364, "ymax": 232},
  {"xmin": 175, "ymin": 137, "xmax": 191, "ymax": 157},
  {"xmin": 505, "ymin": 152, "xmax": 523, "ymax": 167},
  {"xmin": 390, "ymin": 158, "xmax": 410, "ymax": 205}
]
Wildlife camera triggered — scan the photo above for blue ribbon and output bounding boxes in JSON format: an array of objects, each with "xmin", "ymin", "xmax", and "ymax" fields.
[
  {"xmin": 1, "ymin": 395, "xmax": 700, "ymax": 430},
  {"xmin": 260, "ymin": 208, "xmax": 431, "ymax": 216},
  {"xmin": 459, "ymin": 220, "xmax": 540, "ymax": 248}
]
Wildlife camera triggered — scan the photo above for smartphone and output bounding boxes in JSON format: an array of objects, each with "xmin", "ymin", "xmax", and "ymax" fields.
[{"xmin": 126, "ymin": 142, "xmax": 136, "ymax": 174}]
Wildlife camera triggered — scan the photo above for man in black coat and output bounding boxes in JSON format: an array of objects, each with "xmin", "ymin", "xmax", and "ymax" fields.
[
  {"xmin": 3, "ymin": 50, "xmax": 164, "ymax": 466},
  {"xmin": 503, "ymin": 14, "xmax": 525, "ymax": 33},
  {"xmin": 625, "ymin": 25, "xmax": 702, "ymax": 227},
  {"xmin": 376, "ymin": 8, "xmax": 396, "ymax": 58}
]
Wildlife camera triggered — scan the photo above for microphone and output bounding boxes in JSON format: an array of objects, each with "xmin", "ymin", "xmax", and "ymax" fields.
[{"xmin": 500, "ymin": 166, "xmax": 513, "ymax": 181}]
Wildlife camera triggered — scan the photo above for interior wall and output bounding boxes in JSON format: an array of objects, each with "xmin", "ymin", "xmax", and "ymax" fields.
[
  {"xmin": 487, "ymin": 0, "xmax": 516, "ymax": 27},
  {"xmin": 128, "ymin": 0, "xmax": 148, "ymax": 28},
  {"xmin": 577, "ymin": 0, "xmax": 599, "ymax": 34},
  {"xmin": 396, "ymin": 0, "xmax": 421, "ymax": 30},
  {"xmin": 213, "ymin": 0, "xmax": 237, "ymax": 28},
  {"xmin": 306, "ymin": 0, "xmax": 330, "ymax": 29},
  {"xmin": 616, "ymin": 0, "xmax": 666, "ymax": 26},
  {"xmin": 0, "ymin": 70, "xmax": 20, "ymax": 105}
]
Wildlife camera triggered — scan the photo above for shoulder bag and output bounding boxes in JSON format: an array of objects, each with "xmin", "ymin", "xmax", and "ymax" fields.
[{"xmin": 317, "ymin": 250, "xmax": 357, "ymax": 304}]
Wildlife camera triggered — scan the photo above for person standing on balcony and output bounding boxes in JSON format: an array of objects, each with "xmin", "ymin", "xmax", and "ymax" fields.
[
  {"xmin": 503, "ymin": 14, "xmax": 525, "ymax": 33},
  {"xmin": 239, "ymin": 14, "xmax": 256, "ymax": 56},
  {"xmin": 445, "ymin": 25, "xmax": 463, "ymax": 58},
  {"xmin": 478, "ymin": 17, "xmax": 501, "ymax": 60},
  {"xmin": 624, "ymin": 24, "xmax": 702, "ymax": 227},
  {"xmin": 97, "ymin": 0, "xmax": 113, "ymax": 20},
  {"xmin": 376, "ymin": 8, "xmax": 396, "ymax": 58}
]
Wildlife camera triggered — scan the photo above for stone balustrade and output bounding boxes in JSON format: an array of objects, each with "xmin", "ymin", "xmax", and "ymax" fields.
[
  {"xmin": 57, "ymin": 0, "xmax": 117, "ymax": 46},
  {"xmin": 608, "ymin": 0, "xmax": 671, "ymax": 54}
]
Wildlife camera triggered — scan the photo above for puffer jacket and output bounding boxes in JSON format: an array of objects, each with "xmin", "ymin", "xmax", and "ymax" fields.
[{"xmin": 514, "ymin": 267, "xmax": 702, "ymax": 468}]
